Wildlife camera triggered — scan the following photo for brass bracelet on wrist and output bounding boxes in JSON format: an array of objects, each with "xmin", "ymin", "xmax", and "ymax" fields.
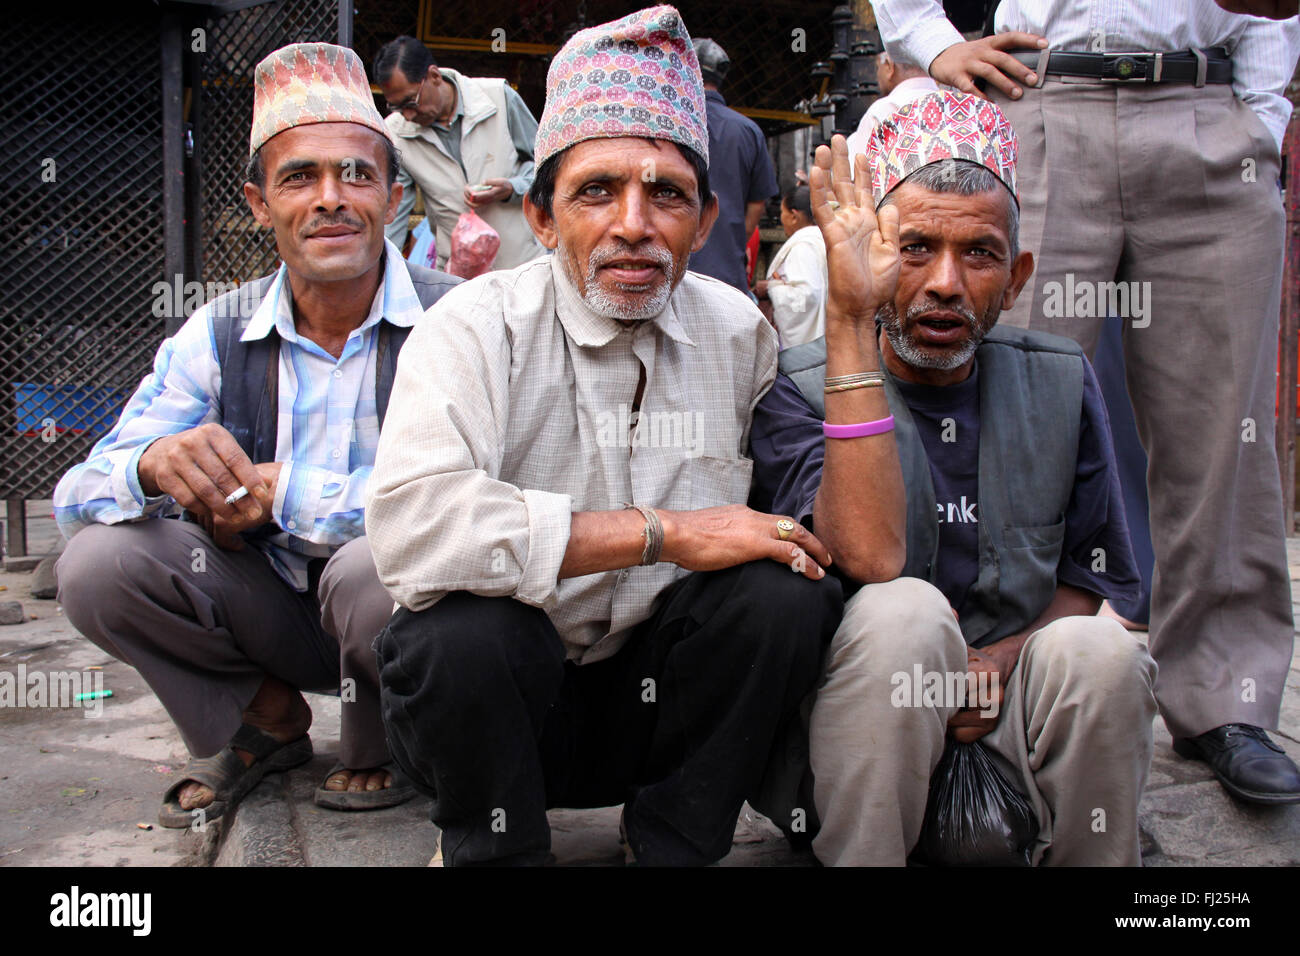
[
  {"xmin": 825, "ymin": 379, "xmax": 886, "ymax": 394},
  {"xmin": 622, "ymin": 503, "xmax": 663, "ymax": 566},
  {"xmin": 824, "ymin": 370, "xmax": 886, "ymax": 388}
]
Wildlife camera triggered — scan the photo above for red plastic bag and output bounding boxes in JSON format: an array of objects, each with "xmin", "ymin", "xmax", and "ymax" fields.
[{"xmin": 447, "ymin": 210, "xmax": 500, "ymax": 279}]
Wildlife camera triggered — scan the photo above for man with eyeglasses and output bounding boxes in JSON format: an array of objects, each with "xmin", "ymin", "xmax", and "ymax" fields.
[{"xmin": 374, "ymin": 36, "xmax": 544, "ymax": 271}]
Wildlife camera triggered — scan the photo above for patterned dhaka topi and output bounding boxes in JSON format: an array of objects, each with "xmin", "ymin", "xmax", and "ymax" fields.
[
  {"xmin": 863, "ymin": 90, "xmax": 1019, "ymax": 208},
  {"xmin": 249, "ymin": 42, "xmax": 392, "ymax": 157},
  {"xmin": 534, "ymin": 4, "xmax": 709, "ymax": 168}
]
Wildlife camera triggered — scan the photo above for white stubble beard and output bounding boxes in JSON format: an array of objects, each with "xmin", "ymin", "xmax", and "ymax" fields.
[
  {"xmin": 558, "ymin": 237, "xmax": 679, "ymax": 322},
  {"xmin": 877, "ymin": 299, "xmax": 997, "ymax": 371}
]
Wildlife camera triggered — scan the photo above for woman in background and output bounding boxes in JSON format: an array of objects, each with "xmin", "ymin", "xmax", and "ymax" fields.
[{"xmin": 760, "ymin": 186, "xmax": 827, "ymax": 348}]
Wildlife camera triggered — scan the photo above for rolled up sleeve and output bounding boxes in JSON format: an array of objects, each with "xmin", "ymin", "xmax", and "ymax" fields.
[{"xmin": 872, "ymin": 0, "xmax": 966, "ymax": 73}]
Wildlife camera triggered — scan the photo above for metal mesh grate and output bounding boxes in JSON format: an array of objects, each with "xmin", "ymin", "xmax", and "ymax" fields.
[
  {"xmin": 197, "ymin": 0, "xmax": 341, "ymax": 287},
  {"xmin": 670, "ymin": 0, "xmax": 837, "ymax": 118},
  {"xmin": 354, "ymin": 0, "xmax": 422, "ymax": 72},
  {"xmin": 0, "ymin": 7, "xmax": 165, "ymax": 499},
  {"xmin": 351, "ymin": 0, "xmax": 837, "ymax": 132}
]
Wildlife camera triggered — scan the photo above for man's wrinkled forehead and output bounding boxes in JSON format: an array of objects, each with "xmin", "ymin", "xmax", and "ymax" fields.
[
  {"xmin": 555, "ymin": 137, "xmax": 698, "ymax": 190},
  {"xmin": 890, "ymin": 182, "xmax": 1015, "ymax": 248},
  {"xmin": 261, "ymin": 123, "xmax": 390, "ymax": 176}
]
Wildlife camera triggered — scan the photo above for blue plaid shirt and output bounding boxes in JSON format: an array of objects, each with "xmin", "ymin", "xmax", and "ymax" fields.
[{"xmin": 54, "ymin": 240, "xmax": 426, "ymax": 591}]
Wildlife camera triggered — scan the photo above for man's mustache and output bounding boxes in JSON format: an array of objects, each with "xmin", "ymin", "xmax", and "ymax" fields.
[
  {"xmin": 588, "ymin": 242, "xmax": 674, "ymax": 273},
  {"xmin": 303, "ymin": 214, "xmax": 365, "ymax": 235},
  {"xmin": 903, "ymin": 299, "xmax": 978, "ymax": 326}
]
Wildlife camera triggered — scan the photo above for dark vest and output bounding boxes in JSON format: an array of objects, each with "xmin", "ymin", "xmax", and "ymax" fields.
[
  {"xmin": 209, "ymin": 261, "xmax": 458, "ymax": 465},
  {"xmin": 778, "ymin": 326, "xmax": 1085, "ymax": 646}
]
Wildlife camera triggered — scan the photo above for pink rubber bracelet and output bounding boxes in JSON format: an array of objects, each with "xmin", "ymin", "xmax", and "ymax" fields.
[{"xmin": 823, "ymin": 415, "xmax": 895, "ymax": 439}]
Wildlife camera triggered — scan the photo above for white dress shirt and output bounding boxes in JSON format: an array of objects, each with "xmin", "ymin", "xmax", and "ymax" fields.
[
  {"xmin": 871, "ymin": 0, "xmax": 1300, "ymax": 149},
  {"xmin": 766, "ymin": 225, "xmax": 829, "ymax": 348},
  {"xmin": 846, "ymin": 75, "xmax": 942, "ymax": 168}
]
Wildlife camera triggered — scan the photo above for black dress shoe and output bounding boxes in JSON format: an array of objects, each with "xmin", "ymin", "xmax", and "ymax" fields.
[{"xmin": 1173, "ymin": 724, "xmax": 1300, "ymax": 805}]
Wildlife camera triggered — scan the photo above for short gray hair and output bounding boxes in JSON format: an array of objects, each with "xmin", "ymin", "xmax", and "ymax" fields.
[
  {"xmin": 878, "ymin": 160, "xmax": 1019, "ymax": 257},
  {"xmin": 879, "ymin": 44, "xmax": 925, "ymax": 75}
]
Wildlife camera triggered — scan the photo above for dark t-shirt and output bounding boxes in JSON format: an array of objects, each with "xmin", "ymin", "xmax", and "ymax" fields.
[
  {"xmin": 748, "ymin": 357, "xmax": 1141, "ymax": 615},
  {"xmin": 894, "ymin": 368, "xmax": 982, "ymax": 616},
  {"xmin": 687, "ymin": 90, "xmax": 778, "ymax": 293}
]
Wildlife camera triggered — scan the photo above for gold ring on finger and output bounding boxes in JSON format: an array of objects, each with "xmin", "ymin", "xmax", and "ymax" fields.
[{"xmin": 776, "ymin": 518, "xmax": 796, "ymax": 541}]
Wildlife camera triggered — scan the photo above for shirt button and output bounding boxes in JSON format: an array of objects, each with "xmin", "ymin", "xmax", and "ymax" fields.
[
  {"xmin": 619, "ymin": 569, "xmax": 630, "ymax": 581},
  {"xmin": 332, "ymin": 369, "xmax": 343, "ymax": 379},
  {"xmin": 286, "ymin": 519, "xmax": 297, "ymax": 530},
  {"xmin": 331, "ymin": 448, "xmax": 342, "ymax": 459}
]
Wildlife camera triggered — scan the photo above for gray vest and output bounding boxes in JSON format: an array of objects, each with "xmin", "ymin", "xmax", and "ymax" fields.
[
  {"xmin": 200, "ymin": 261, "xmax": 457, "ymax": 546},
  {"xmin": 778, "ymin": 326, "xmax": 1085, "ymax": 646},
  {"xmin": 208, "ymin": 261, "xmax": 459, "ymax": 466}
]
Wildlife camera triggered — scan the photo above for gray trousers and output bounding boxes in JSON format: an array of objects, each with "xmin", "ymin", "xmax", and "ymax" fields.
[
  {"xmin": 990, "ymin": 79, "xmax": 1294, "ymax": 739},
  {"xmin": 809, "ymin": 578, "xmax": 1158, "ymax": 866},
  {"xmin": 56, "ymin": 519, "xmax": 393, "ymax": 767}
]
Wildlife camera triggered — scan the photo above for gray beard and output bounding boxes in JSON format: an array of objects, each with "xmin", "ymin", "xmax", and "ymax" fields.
[
  {"xmin": 559, "ymin": 238, "xmax": 677, "ymax": 322},
  {"xmin": 877, "ymin": 299, "xmax": 994, "ymax": 371}
]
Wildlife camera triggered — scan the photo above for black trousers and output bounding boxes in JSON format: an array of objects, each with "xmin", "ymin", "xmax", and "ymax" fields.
[{"xmin": 376, "ymin": 560, "xmax": 843, "ymax": 866}]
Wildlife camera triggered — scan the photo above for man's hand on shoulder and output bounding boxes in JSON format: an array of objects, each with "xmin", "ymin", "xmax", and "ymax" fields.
[
  {"xmin": 928, "ymin": 33, "xmax": 1047, "ymax": 100},
  {"xmin": 659, "ymin": 503, "xmax": 832, "ymax": 581},
  {"xmin": 137, "ymin": 423, "xmax": 274, "ymax": 524}
]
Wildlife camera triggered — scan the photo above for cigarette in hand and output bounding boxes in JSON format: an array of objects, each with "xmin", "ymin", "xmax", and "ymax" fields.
[{"xmin": 224, "ymin": 486, "xmax": 249, "ymax": 505}]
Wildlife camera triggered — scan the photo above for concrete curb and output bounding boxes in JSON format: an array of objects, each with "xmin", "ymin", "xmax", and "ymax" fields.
[{"xmin": 213, "ymin": 773, "xmax": 306, "ymax": 867}]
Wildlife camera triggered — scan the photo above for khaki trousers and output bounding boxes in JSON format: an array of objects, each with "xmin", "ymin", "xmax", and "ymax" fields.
[
  {"xmin": 990, "ymin": 80, "xmax": 1294, "ymax": 739},
  {"xmin": 57, "ymin": 519, "xmax": 393, "ymax": 767},
  {"xmin": 809, "ymin": 578, "xmax": 1157, "ymax": 866}
]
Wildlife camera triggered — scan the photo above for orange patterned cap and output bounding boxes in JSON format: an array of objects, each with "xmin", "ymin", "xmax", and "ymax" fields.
[{"xmin": 250, "ymin": 42, "xmax": 392, "ymax": 157}]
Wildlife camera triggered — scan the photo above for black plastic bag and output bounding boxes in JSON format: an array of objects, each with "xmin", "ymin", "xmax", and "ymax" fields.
[{"xmin": 911, "ymin": 738, "xmax": 1038, "ymax": 866}]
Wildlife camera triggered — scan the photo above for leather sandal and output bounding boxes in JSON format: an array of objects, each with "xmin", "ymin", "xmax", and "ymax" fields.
[
  {"xmin": 313, "ymin": 761, "xmax": 416, "ymax": 811},
  {"xmin": 157, "ymin": 724, "xmax": 312, "ymax": 828}
]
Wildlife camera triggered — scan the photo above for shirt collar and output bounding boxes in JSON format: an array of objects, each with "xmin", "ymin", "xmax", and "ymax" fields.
[
  {"xmin": 890, "ymin": 77, "xmax": 938, "ymax": 99},
  {"xmin": 432, "ymin": 71, "xmax": 464, "ymax": 131},
  {"xmin": 549, "ymin": 254, "xmax": 695, "ymax": 349},
  {"xmin": 240, "ymin": 240, "xmax": 414, "ymax": 343}
]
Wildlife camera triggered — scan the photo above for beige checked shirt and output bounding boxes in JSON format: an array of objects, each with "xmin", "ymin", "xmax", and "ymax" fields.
[{"xmin": 367, "ymin": 254, "xmax": 778, "ymax": 663}]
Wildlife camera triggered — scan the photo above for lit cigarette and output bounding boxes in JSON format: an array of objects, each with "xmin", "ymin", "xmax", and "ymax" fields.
[{"xmin": 224, "ymin": 486, "xmax": 249, "ymax": 505}]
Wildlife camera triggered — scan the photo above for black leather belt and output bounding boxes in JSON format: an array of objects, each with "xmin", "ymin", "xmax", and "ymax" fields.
[{"xmin": 1009, "ymin": 47, "xmax": 1233, "ymax": 87}]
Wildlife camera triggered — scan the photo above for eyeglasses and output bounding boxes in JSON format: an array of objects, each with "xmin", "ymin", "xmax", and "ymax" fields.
[{"xmin": 384, "ymin": 75, "xmax": 427, "ymax": 115}]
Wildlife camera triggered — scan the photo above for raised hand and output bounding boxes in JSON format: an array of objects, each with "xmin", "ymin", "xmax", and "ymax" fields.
[{"xmin": 808, "ymin": 134, "xmax": 901, "ymax": 326}]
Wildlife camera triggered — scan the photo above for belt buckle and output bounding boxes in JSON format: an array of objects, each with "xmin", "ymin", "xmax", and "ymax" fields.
[{"xmin": 1104, "ymin": 50, "xmax": 1155, "ymax": 82}]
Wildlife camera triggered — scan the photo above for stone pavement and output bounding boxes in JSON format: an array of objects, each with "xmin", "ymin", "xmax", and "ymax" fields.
[{"xmin": 1, "ymin": 501, "xmax": 1297, "ymax": 867}]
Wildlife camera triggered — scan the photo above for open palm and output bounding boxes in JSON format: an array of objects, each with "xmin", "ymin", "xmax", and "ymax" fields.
[{"xmin": 808, "ymin": 134, "xmax": 901, "ymax": 322}]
